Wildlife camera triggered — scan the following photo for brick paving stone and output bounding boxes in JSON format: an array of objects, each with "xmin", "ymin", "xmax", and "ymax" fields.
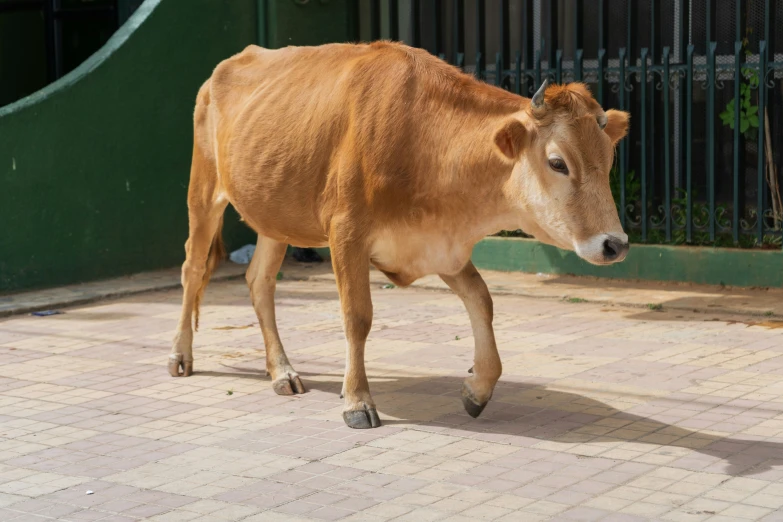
[{"xmin": 1, "ymin": 272, "xmax": 783, "ymax": 520}]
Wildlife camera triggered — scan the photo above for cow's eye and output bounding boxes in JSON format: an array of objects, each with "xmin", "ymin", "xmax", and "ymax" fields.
[{"xmin": 548, "ymin": 156, "xmax": 568, "ymax": 175}]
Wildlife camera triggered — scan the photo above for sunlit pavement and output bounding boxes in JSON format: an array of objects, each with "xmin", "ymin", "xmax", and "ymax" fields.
[{"xmin": 2, "ymin": 269, "xmax": 783, "ymax": 521}]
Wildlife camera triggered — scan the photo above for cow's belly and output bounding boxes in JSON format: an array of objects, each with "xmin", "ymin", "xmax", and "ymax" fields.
[{"xmin": 369, "ymin": 229, "xmax": 474, "ymax": 286}]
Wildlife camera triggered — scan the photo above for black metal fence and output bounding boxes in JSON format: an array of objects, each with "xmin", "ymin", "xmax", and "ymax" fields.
[
  {"xmin": 356, "ymin": 0, "xmax": 783, "ymax": 248},
  {"xmin": 0, "ymin": 0, "xmax": 141, "ymax": 106}
]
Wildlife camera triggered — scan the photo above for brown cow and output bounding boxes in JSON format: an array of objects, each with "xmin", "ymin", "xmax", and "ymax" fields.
[{"xmin": 169, "ymin": 42, "xmax": 629, "ymax": 429}]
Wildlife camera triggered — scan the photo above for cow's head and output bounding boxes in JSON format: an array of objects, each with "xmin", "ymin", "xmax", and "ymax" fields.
[{"xmin": 494, "ymin": 81, "xmax": 630, "ymax": 265}]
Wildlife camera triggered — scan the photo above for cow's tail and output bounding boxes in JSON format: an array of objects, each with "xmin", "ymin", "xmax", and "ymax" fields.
[{"xmin": 193, "ymin": 214, "xmax": 225, "ymax": 331}]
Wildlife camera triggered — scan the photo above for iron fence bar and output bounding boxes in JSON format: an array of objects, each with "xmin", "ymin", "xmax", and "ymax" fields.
[
  {"xmin": 757, "ymin": 41, "xmax": 767, "ymax": 245},
  {"xmin": 452, "ymin": 0, "xmax": 463, "ymax": 63},
  {"xmin": 369, "ymin": 0, "xmax": 380, "ymax": 40},
  {"xmin": 686, "ymin": 45, "xmax": 694, "ymax": 243},
  {"xmin": 475, "ymin": 0, "xmax": 485, "ymax": 75},
  {"xmin": 522, "ymin": 0, "xmax": 534, "ymax": 96},
  {"xmin": 649, "ymin": 0, "xmax": 657, "ymax": 211},
  {"xmin": 555, "ymin": 49, "xmax": 562, "ymax": 84},
  {"xmin": 663, "ymin": 47, "xmax": 671, "ymax": 242},
  {"xmin": 547, "ymin": 0, "xmax": 558, "ymax": 67},
  {"xmin": 514, "ymin": 51, "xmax": 522, "ymax": 94},
  {"xmin": 733, "ymin": 41, "xmax": 742, "ymax": 243},
  {"xmin": 389, "ymin": 0, "xmax": 399, "ymax": 40},
  {"xmin": 499, "ymin": 0, "xmax": 509, "ymax": 70},
  {"xmin": 476, "ymin": 52, "xmax": 484, "ymax": 80},
  {"xmin": 457, "ymin": 52, "xmax": 465, "ymax": 71},
  {"xmin": 707, "ymin": 41, "xmax": 717, "ymax": 241},
  {"xmin": 432, "ymin": 0, "xmax": 442, "ymax": 55},
  {"xmin": 495, "ymin": 53, "xmax": 502, "ymax": 86},
  {"xmin": 572, "ymin": 0, "xmax": 583, "ymax": 56},
  {"xmin": 598, "ymin": 0, "xmax": 607, "ymax": 50},
  {"xmin": 627, "ymin": 0, "xmax": 637, "ymax": 65},
  {"xmin": 619, "ymin": 47, "xmax": 627, "ymax": 229},
  {"xmin": 575, "ymin": 49, "xmax": 583, "ymax": 82},
  {"xmin": 626, "ymin": 0, "xmax": 637, "ymax": 206},
  {"xmin": 706, "ymin": 0, "xmax": 715, "ymax": 45},
  {"xmin": 764, "ymin": 0, "xmax": 773, "ymax": 217},
  {"xmin": 597, "ymin": 48, "xmax": 606, "ymax": 105},
  {"xmin": 410, "ymin": 0, "xmax": 420, "ymax": 47},
  {"xmin": 597, "ymin": 0, "xmax": 607, "ymax": 103},
  {"xmin": 677, "ymin": 0, "xmax": 689, "ymax": 240},
  {"xmin": 535, "ymin": 49, "xmax": 542, "ymax": 86},
  {"xmin": 641, "ymin": 48, "xmax": 648, "ymax": 241}
]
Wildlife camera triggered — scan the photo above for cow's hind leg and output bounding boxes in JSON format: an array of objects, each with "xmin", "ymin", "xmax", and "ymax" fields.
[
  {"xmin": 440, "ymin": 261, "xmax": 501, "ymax": 418},
  {"xmin": 246, "ymin": 236, "xmax": 305, "ymax": 395},
  {"xmin": 330, "ymin": 225, "xmax": 380, "ymax": 429},
  {"xmin": 169, "ymin": 144, "xmax": 227, "ymax": 377}
]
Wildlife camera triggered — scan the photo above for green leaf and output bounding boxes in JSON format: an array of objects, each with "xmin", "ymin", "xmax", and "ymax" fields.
[
  {"xmin": 740, "ymin": 118, "xmax": 750, "ymax": 133},
  {"xmin": 747, "ymin": 105, "xmax": 758, "ymax": 116},
  {"xmin": 748, "ymin": 114, "xmax": 759, "ymax": 128}
]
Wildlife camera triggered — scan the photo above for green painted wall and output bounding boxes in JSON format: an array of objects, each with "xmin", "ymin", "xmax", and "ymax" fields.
[
  {"xmin": 472, "ymin": 238, "xmax": 783, "ymax": 288},
  {"xmin": 0, "ymin": 0, "xmax": 257, "ymax": 292}
]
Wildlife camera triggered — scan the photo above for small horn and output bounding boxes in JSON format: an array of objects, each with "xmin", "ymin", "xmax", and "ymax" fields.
[
  {"xmin": 531, "ymin": 78, "xmax": 548, "ymax": 109},
  {"xmin": 597, "ymin": 113, "xmax": 608, "ymax": 129}
]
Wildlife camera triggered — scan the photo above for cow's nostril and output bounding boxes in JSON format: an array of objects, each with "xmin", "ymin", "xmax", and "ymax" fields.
[
  {"xmin": 602, "ymin": 237, "xmax": 629, "ymax": 262},
  {"xmin": 603, "ymin": 239, "xmax": 618, "ymax": 260}
]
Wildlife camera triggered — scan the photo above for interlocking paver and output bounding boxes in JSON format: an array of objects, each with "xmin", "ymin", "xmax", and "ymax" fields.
[{"xmin": 1, "ymin": 268, "xmax": 783, "ymax": 520}]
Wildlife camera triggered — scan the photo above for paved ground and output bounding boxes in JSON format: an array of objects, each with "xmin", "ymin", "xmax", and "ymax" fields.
[{"xmin": 2, "ymin": 266, "xmax": 783, "ymax": 521}]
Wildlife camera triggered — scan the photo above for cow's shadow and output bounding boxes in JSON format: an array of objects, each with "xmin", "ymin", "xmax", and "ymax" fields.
[{"xmin": 204, "ymin": 367, "xmax": 783, "ymax": 478}]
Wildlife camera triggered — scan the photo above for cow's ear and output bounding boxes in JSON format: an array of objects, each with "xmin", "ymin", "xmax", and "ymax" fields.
[
  {"xmin": 493, "ymin": 118, "xmax": 527, "ymax": 161},
  {"xmin": 604, "ymin": 109, "xmax": 630, "ymax": 145}
]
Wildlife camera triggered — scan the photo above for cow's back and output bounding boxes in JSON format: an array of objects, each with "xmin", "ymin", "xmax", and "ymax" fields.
[{"xmin": 203, "ymin": 42, "xmax": 521, "ymax": 247}]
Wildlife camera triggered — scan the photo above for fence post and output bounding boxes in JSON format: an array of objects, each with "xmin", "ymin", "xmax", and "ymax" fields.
[
  {"xmin": 707, "ymin": 41, "xmax": 717, "ymax": 241},
  {"xmin": 495, "ymin": 53, "xmax": 502, "ymax": 86},
  {"xmin": 641, "ymin": 48, "xmax": 648, "ymax": 241},
  {"xmin": 452, "ymin": 0, "xmax": 463, "ymax": 64},
  {"xmin": 535, "ymin": 49, "xmax": 542, "ymax": 86},
  {"xmin": 686, "ymin": 45, "xmax": 694, "ymax": 243},
  {"xmin": 597, "ymin": 48, "xmax": 606, "ymax": 106},
  {"xmin": 757, "ymin": 41, "xmax": 767, "ymax": 245},
  {"xmin": 389, "ymin": 0, "xmax": 399, "ymax": 40},
  {"xmin": 619, "ymin": 47, "xmax": 627, "ymax": 229},
  {"xmin": 663, "ymin": 47, "xmax": 671, "ymax": 242},
  {"xmin": 410, "ymin": 0, "xmax": 420, "ymax": 47},
  {"xmin": 369, "ymin": 0, "xmax": 380, "ymax": 40},
  {"xmin": 499, "ymin": 0, "xmax": 509, "ymax": 70},
  {"xmin": 732, "ymin": 40, "xmax": 743, "ymax": 244},
  {"xmin": 475, "ymin": 0, "xmax": 485, "ymax": 75},
  {"xmin": 522, "ymin": 0, "xmax": 534, "ymax": 96}
]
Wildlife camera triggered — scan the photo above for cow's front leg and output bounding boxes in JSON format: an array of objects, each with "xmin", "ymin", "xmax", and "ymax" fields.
[
  {"xmin": 440, "ymin": 261, "xmax": 501, "ymax": 418},
  {"xmin": 330, "ymin": 230, "xmax": 380, "ymax": 429}
]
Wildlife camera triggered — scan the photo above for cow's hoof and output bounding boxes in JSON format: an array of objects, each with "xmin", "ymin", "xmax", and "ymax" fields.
[
  {"xmin": 272, "ymin": 373, "xmax": 306, "ymax": 395},
  {"xmin": 168, "ymin": 354, "xmax": 193, "ymax": 377},
  {"xmin": 343, "ymin": 407, "xmax": 382, "ymax": 429},
  {"xmin": 461, "ymin": 383, "xmax": 489, "ymax": 418}
]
